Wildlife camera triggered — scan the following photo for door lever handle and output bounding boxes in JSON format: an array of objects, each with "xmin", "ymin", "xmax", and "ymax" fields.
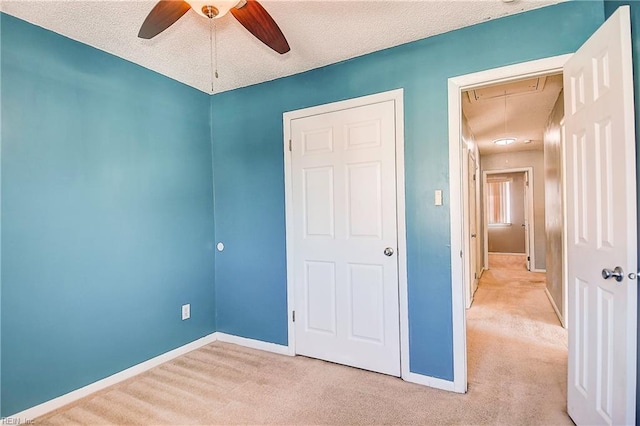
[{"xmin": 602, "ymin": 266, "xmax": 624, "ymax": 282}]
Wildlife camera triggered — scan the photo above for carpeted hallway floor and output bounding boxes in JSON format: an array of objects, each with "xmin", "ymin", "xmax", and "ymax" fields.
[
  {"xmin": 466, "ymin": 254, "xmax": 569, "ymax": 424},
  {"xmin": 38, "ymin": 254, "xmax": 569, "ymax": 425}
]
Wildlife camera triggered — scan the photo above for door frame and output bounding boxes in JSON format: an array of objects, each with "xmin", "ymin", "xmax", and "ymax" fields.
[
  {"xmin": 282, "ymin": 89, "xmax": 410, "ymax": 378},
  {"xmin": 482, "ymin": 167, "xmax": 535, "ymax": 271},
  {"xmin": 448, "ymin": 54, "xmax": 571, "ymax": 392}
]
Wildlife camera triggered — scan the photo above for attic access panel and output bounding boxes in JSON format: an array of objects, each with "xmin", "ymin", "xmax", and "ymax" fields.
[{"xmin": 467, "ymin": 77, "xmax": 547, "ymax": 103}]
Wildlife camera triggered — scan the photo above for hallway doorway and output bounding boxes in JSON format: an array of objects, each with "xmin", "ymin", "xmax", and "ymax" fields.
[
  {"xmin": 484, "ymin": 169, "xmax": 533, "ymax": 271},
  {"xmin": 450, "ymin": 10, "xmax": 639, "ymax": 420}
]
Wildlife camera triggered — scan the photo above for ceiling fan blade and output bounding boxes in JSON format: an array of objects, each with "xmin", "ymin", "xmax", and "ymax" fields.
[
  {"xmin": 138, "ymin": 1, "xmax": 191, "ymax": 39},
  {"xmin": 230, "ymin": 0, "xmax": 290, "ymax": 54}
]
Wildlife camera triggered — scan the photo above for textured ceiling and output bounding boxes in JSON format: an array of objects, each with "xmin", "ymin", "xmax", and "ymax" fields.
[
  {"xmin": 1, "ymin": 0, "xmax": 564, "ymax": 94},
  {"xmin": 463, "ymin": 73, "xmax": 564, "ymax": 156}
]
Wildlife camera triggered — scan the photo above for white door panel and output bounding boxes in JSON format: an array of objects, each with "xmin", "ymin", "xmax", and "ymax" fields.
[
  {"xmin": 468, "ymin": 152, "xmax": 478, "ymax": 305},
  {"xmin": 291, "ymin": 100, "xmax": 401, "ymax": 376},
  {"xmin": 524, "ymin": 172, "xmax": 531, "ymax": 271},
  {"xmin": 564, "ymin": 6, "xmax": 637, "ymax": 425}
]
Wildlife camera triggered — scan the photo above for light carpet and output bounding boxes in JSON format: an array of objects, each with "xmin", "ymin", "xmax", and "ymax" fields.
[{"xmin": 38, "ymin": 261, "xmax": 569, "ymax": 425}]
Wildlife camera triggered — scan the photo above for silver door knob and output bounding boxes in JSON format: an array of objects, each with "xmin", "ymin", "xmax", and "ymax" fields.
[
  {"xmin": 602, "ymin": 266, "xmax": 624, "ymax": 282},
  {"xmin": 384, "ymin": 247, "xmax": 394, "ymax": 257}
]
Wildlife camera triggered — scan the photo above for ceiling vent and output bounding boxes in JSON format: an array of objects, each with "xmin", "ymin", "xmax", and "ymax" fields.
[{"xmin": 467, "ymin": 76, "xmax": 547, "ymax": 103}]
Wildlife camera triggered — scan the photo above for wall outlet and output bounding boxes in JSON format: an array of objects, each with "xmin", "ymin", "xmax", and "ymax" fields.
[{"xmin": 181, "ymin": 304, "xmax": 190, "ymax": 320}]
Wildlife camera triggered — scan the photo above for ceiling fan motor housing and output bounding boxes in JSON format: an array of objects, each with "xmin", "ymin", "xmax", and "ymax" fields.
[{"xmin": 202, "ymin": 5, "xmax": 219, "ymax": 18}]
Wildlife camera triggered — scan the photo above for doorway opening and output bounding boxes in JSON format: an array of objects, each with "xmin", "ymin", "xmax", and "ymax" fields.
[
  {"xmin": 461, "ymin": 74, "xmax": 568, "ymax": 407},
  {"xmin": 484, "ymin": 169, "xmax": 533, "ymax": 272},
  {"xmin": 447, "ymin": 54, "xmax": 571, "ymax": 394}
]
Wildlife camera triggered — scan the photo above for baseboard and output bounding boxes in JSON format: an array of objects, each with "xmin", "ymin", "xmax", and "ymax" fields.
[
  {"xmin": 9, "ymin": 332, "xmax": 292, "ymax": 420},
  {"xmin": 403, "ymin": 372, "xmax": 460, "ymax": 393},
  {"xmin": 10, "ymin": 333, "xmax": 218, "ymax": 420},
  {"xmin": 544, "ymin": 287, "xmax": 566, "ymax": 328},
  {"xmin": 214, "ymin": 332, "xmax": 291, "ymax": 356},
  {"xmin": 11, "ymin": 331, "xmax": 454, "ymax": 420}
]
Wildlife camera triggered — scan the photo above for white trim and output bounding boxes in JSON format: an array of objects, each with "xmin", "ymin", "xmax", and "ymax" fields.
[
  {"xmin": 487, "ymin": 252, "xmax": 528, "ymax": 256},
  {"xmin": 10, "ymin": 330, "xmax": 456, "ymax": 422},
  {"xmin": 282, "ymin": 89, "xmax": 409, "ymax": 379},
  {"xmin": 215, "ymin": 332, "xmax": 291, "ymax": 356},
  {"xmin": 283, "ymin": 109, "xmax": 297, "ymax": 357},
  {"xmin": 394, "ymin": 94, "xmax": 410, "ymax": 381},
  {"xmin": 10, "ymin": 333, "xmax": 218, "ymax": 420},
  {"xmin": 9, "ymin": 331, "xmax": 295, "ymax": 420},
  {"xmin": 544, "ymin": 287, "xmax": 566, "ymax": 328},
  {"xmin": 478, "ymin": 267, "xmax": 485, "ymax": 280},
  {"xmin": 448, "ymin": 54, "xmax": 571, "ymax": 396},
  {"xmin": 448, "ymin": 78, "xmax": 468, "ymax": 394},
  {"xmin": 482, "ymin": 168, "xmax": 535, "ymax": 271},
  {"xmin": 532, "ymin": 268, "xmax": 546, "ymax": 273},
  {"xmin": 403, "ymin": 372, "xmax": 456, "ymax": 392}
]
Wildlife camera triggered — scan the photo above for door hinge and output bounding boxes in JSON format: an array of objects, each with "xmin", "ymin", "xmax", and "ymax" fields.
[
  {"xmin": 474, "ymin": 272, "xmax": 477, "ymax": 279},
  {"xmin": 527, "ymin": 256, "xmax": 530, "ymax": 261},
  {"xmin": 289, "ymin": 139, "xmax": 292, "ymax": 152},
  {"xmin": 460, "ymin": 250, "xmax": 463, "ymax": 258},
  {"xmin": 473, "ymin": 174, "xmax": 476, "ymax": 181},
  {"xmin": 292, "ymin": 310, "xmax": 295, "ymax": 322}
]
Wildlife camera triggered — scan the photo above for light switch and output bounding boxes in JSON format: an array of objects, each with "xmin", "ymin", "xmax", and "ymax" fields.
[{"xmin": 435, "ymin": 190, "xmax": 443, "ymax": 206}]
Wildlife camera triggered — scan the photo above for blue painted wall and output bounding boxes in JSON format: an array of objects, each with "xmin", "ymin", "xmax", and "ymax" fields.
[
  {"xmin": 211, "ymin": 1, "xmax": 604, "ymax": 379},
  {"xmin": 2, "ymin": 0, "xmax": 629, "ymax": 418},
  {"xmin": 0, "ymin": 14, "xmax": 216, "ymax": 416},
  {"xmin": 603, "ymin": 2, "xmax": 640, "ymax": 423}
]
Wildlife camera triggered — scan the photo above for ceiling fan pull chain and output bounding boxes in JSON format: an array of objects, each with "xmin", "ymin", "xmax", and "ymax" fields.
[
  {"xmin": 209, "ymin": 17, "xmax": 215, "ymax": 92},
  {"xmin": 214, "ymin": 20, "xmax": 219, "ymax": 79}
]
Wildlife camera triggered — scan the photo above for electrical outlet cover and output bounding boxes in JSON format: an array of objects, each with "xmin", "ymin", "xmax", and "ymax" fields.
[{"xmin": 182, "ymin": 304, "xmax": 190, "ymax": 320}]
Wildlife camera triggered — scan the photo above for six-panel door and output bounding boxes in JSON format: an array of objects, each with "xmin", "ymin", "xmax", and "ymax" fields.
[{"xmin": 290, "ymin": 100, "xmax": 401, "ymax": 376}]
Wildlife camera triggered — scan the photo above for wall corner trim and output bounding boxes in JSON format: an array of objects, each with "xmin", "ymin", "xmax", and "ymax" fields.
[
  {"xmin": 10, "ymin": 331, "xmax": 457, "ymax": 421},
  {"xmin": 215, "ymin": 332, "xmax": 292, "ymax": 356},
  {"xmin": 403, "ymin": 372, "xmax": 461, "ymax": 393},
  {"xmin": 544, "ymin": 287, "xmax": 566, "ymax": 328},
  {"xmin": 8, "ymin": 332, "xmax": 292, "ymax": 421},
  {"xmin": 9, "ymin": 333, "xmax": 219, "ymax": 420}
]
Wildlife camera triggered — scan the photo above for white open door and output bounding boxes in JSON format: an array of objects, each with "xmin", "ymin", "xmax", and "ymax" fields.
[
  {"xmin": 467, "ymin": 151, "xmax": 479, "ymax": 306},
  {"xmin": 564, "ymin": 6, "xmax": 637, "ymax": 425}
]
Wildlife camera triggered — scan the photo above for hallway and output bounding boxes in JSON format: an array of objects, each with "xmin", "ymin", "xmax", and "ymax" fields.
[{"xmin": 466, "ymin": 254, "xmax": 570, "ymax": 424}]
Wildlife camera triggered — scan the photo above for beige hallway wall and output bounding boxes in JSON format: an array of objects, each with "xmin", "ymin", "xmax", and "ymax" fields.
[{"xmin": 543, "ymin": 91, "xmax": 565, "ymax": 321}]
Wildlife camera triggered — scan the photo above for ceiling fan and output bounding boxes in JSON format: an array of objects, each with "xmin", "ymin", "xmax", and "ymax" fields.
[{"xmin": 138, "ymin": 0, "xmax": 290, "ymax": 54}]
